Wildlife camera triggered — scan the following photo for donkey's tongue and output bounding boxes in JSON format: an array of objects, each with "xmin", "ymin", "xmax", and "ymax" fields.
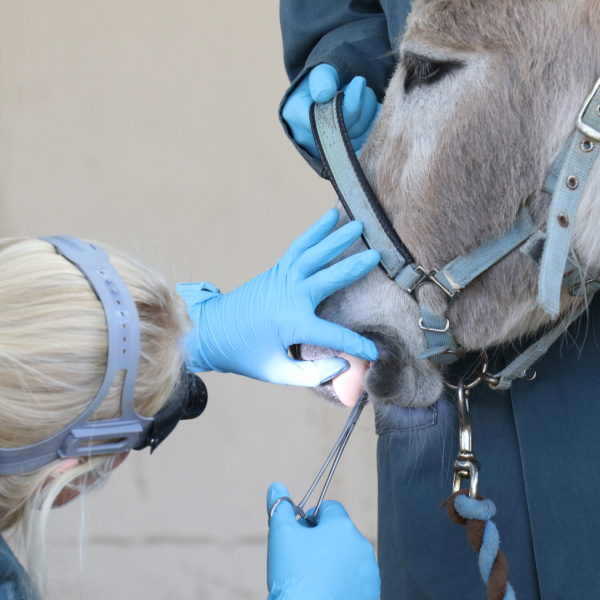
[{"xmin": 332, "ymin": 353, "xmax": 372, "ymax": 407}]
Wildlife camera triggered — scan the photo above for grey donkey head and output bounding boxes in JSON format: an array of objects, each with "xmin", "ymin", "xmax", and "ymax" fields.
[{"xmin": 300, "ymin": 0, "xmax": 600, "ymax": 408}]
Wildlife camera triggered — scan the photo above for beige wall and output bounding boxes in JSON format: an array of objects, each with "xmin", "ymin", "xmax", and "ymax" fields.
[{"xmin": 0, "ymin": 2, "xmax": 378, "ymax": 599}]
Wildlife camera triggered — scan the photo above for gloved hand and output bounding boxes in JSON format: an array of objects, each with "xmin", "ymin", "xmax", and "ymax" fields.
[
  {"xmin": 267, "ymin": 481, "xmax": 380, "ymax": 600},
  {"xmin": 281, "ymin": 63, "xmax": 380, "ymax": 158},
  {"xmin": 177, "ymin": 209, "xmax": 379, "ymax": 386}
]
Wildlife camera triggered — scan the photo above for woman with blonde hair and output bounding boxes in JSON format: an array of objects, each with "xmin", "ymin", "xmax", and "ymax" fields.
[{"xmin": 0, "ymin": 209, "xmax": 381, "ymax": 600}]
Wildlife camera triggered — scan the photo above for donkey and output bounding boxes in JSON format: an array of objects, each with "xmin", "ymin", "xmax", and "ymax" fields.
[{"xmin": 300, "ymin": 0, "xmax": 600, "ymax": 408}]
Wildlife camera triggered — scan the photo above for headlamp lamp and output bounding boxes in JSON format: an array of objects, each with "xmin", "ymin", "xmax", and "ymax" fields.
[
  {"xmin": 138, "ymin": 365, "xmax": 207, "ymax": 453},
  {"xmin": 0, "ymin": 236, "xmax": 207, "ymax": 475}
]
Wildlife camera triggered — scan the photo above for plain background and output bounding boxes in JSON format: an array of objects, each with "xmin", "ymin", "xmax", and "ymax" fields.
[{"xmin": 0, "ymin": 2, "xmax": 379, "ymax": 599}]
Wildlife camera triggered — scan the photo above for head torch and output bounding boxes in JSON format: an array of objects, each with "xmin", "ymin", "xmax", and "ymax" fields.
[
  {"xmin": 0, "ymin": 236, "xmax": 207, "ymax": 475},
  {"xmin": 137, "ymin": 365, "xmax": 207, "ymax": 453}
]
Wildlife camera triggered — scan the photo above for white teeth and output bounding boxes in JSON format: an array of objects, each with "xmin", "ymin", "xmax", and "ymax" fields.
[{"xmin": 332, "ymin": 353, "xmax": 372, "ymax": 407}]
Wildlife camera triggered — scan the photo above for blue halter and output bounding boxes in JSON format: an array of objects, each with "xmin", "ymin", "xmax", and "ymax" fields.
[{"xmin": 310, "ymin": 80, "xmax": 600, "ymax": 383}]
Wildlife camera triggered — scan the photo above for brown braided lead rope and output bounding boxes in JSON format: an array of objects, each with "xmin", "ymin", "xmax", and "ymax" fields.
[{"xmin": 444, "ymin": 489, "xmax": 511, "ymax": 600}]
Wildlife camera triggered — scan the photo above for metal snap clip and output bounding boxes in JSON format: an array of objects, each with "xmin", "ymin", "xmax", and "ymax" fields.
[{"xmin": 452, "ymin": 381, "xmax": 480, "ymax": 499}]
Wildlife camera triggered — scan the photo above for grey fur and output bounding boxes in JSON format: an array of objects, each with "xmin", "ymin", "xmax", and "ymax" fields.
[{"xmin": 302, "ymin": 0, "xmax": 600, "ymax": 407}]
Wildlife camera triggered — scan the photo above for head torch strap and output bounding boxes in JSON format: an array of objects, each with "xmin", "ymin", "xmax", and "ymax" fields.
[{"xmin": 0, "ymin": 236, "xmax": 150, "ymax": 475}]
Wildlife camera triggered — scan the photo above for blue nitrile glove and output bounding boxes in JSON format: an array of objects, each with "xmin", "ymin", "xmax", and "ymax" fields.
[
  {"xmin": 267, "ymin": 482, "xmax": 380, "ymax": 600},
  {"xmin": 281, "ymin": 63, "xmax": 381, "ymax": 158},
  {"xmin": 177, "ymin": 209, "xmax": 379, "ymax": 386}
]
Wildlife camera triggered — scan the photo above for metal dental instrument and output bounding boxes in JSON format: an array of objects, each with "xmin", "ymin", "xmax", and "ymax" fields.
[{"xmin": 269, "ymin": 391, "xmax": 368, "ymax": 527}]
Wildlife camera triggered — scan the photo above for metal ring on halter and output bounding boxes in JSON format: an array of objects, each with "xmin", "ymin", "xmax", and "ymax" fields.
[
  {"xmin": 444, "ymin": 351, "xmax": 489, "ymax": 391},
  {"xmin": 520, "ymin": 368, "xmax": 537, "ymax": 382}
]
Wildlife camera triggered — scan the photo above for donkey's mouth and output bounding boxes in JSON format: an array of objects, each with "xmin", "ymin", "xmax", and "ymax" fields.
[
  {"xmin": 292, "ymin": 329, "xmax": 443, "ymax": 407},
  {"xmin": 298, "ymin": 358, "xmax": 370, "ymax": 407},
  {"xmin": 289, "ymin": 342, "xmax": 345, "ymax": 405},
  {"xmin": 290, "ymin": 331, "xmax": 401, "ymax": 406}
]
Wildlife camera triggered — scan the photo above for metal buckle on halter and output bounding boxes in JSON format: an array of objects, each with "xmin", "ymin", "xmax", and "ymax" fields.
[
  {"xmin": 407, "ymin": 266, "xmax": 458, "ymax": 299},
  {"xmin": 418, "ymin": 317, "xmax": 450, "ymax": 333},
  {"xmin": 576, "ymin": 78, "xmax": 600, "ymax": 141}
]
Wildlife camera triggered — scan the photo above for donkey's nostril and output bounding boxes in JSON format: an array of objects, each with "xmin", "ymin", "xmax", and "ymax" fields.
[{"xmin": 289, "ymin": 343, "xmax": 302, "ymax": 360}]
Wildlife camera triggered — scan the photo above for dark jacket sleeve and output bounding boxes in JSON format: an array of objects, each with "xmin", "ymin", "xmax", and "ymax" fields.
[
  {"xmin": 0, "ymin": 536, "xmax": 39, "ymax": 600},
  {"xmin": 279, "ymin": 0, "xmax": 409, "ymax": 175}
]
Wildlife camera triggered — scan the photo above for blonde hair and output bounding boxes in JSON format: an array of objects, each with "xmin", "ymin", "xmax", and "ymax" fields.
[{"xmin": 0, "ymin": 237, "xmax": 189, "ymax": 595}]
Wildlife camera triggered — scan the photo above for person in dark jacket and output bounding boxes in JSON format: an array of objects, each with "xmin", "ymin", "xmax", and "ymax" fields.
[
  {"xmin": 279, "ymin": 0, "xmax": 411, "ymax": 176},
  {"xmin": 279, "ymin": 3, "xmax": 600, "ymax": 599},
  {"xmin": 0, "ymin": 210, "xmax": 381, "ymax": 600}
]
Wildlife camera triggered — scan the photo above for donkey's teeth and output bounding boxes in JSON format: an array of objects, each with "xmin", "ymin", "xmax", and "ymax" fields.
[{"xmin": 332, "ymin": 353, "xmax": 372, "ymax": 408}]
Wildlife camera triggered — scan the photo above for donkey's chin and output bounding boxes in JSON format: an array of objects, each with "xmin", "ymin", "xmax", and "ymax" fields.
[{"xmin": 293, "ymin": 331, "xmax": 443, "ymax": 408}]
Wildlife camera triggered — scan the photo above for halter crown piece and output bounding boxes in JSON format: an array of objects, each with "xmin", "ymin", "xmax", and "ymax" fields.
[
  {"xmin": 0, "ymin": 236, "xmax": 207, "ymax": 475},
  {"xmin": 310, "ymin": 80, "xmax": 600, "ymax": 388}
]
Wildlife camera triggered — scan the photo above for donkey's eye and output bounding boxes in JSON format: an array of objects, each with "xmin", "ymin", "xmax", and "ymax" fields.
[{"xmin": 403, "ymin": 55, "xmax": 459, "ymax": 92}]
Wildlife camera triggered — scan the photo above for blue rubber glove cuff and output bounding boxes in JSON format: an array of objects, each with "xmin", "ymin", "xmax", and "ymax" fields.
[{"xmin": 176, "ymin": 282, "xmax": 223, "ymax": 373}]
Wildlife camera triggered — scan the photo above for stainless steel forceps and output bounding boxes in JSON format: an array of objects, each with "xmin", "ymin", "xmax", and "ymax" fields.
[{"xmin": 268, "ymin": 391, "xmax": 368, "ymax": 527}]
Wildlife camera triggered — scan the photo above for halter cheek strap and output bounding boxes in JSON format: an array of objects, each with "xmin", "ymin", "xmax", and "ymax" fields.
[
  {"xmin": 310, "ymin": 93, "xmax": 414, "ymax": 278},
  {"xmin": 538, "ymin": 79, "xmax": 600, "ymax": 317}
]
